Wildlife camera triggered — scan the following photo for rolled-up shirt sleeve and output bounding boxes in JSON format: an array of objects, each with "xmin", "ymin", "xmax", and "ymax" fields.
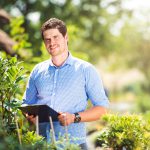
[{"xmin": 85, "ymin": 64, "xmax": 109, "ymax": 108}]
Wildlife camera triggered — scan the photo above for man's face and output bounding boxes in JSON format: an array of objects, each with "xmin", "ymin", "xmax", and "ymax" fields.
[{"xmin": 43, "ymin": 28, "xmax": 68, "ymax": 56}]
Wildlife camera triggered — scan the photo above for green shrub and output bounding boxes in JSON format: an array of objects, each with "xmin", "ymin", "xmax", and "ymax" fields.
[
  {"xmin": 95, "ymin": 114, "xmax": 150, "ymax": 150},
  {"xmin": 0, "ymin": 55, "xmax": 26, "ymax": 129}
]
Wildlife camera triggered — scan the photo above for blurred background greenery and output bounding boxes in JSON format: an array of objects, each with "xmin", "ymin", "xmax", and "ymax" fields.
[{"xmin": 0, "ymin": 0, "xmax": 150, "ymax": 149}]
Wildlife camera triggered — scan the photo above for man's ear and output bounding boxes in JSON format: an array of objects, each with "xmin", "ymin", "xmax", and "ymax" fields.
[{"xmin": 65, "ymin": 33, "xmax": 68, "ymax": 41}]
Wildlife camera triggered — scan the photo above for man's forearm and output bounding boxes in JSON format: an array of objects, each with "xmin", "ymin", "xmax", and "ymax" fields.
[
  {"xmin": 79, "ymin": 106, "xmax": 107, "ymax": 122},
  {"xmin": 58, "ymin": 106, "xmax": 107, "ymax": 126}
]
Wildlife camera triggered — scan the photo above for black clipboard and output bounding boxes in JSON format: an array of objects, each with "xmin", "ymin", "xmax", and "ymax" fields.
[{"xmin": 19, "ymin": 104, "xmax": 59, "ymax": 122}]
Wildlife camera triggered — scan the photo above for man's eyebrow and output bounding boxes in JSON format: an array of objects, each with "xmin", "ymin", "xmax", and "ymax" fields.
[{"xmin": 44, "ymin": 38, "xmax": 51, "ymax": 40}]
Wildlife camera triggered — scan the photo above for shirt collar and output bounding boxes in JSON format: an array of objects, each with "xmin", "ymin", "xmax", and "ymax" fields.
[{"xmin": 49, "ymin": 52, "xmax": 74, "ymax": 68}]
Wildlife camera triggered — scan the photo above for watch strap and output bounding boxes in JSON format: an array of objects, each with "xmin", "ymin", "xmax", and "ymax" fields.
[{"xmin": 74, "ymin": 113, "xmax": 81, "ymax": 123}]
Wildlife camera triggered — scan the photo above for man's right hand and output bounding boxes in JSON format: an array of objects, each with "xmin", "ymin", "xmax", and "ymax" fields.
[{"xmin": 25, "ymin": 113, "xmax": 36, "ymax": 124}]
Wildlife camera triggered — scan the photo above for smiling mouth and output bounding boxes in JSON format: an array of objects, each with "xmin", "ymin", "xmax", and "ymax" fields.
[
  {"xmin": 50, "ymin": 48, "xmax": 57, "ymax": 53},
  {"xmin": 48, "ymin": 47, "xmax": 55, "ymax": 51},
  {"xmin": 50, "ymin": 45, "xmax": 58, "ymax": 50}
]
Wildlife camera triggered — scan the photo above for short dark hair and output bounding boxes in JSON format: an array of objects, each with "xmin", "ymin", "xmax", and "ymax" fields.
[{"xmin": 41, "ymin": 18, "xmax": 67, "ymax": 39}]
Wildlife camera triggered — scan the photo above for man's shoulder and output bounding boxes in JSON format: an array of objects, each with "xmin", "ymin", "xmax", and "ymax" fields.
[
  {"xmin": 72, "ymin": 56, "xmax": 98, "ymax": 75},
  {"xmin": 72, "ymin": 56, "xmax": 92, "ymax": 68},
  {"xmin": 31, "ymin": 60, "xmax": 50, "ymax": 75},
  {"xmin": 34, "ymin": 60, "xmax": 49, "ymax": 70}
]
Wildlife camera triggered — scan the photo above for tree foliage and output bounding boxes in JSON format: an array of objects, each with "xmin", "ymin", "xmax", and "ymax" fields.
[
  {"xmin": 110, "ymin": 20, "xmax": 150, "ymax": 92},
  {"xmin": 0, "ymin": 0, "xmax": 131, "ymax": 63}
]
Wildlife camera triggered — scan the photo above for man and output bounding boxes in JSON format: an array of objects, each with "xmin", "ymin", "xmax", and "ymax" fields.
[{"xmin": 23, "ymin": 18, "xmax": 109, "ymax": 150}]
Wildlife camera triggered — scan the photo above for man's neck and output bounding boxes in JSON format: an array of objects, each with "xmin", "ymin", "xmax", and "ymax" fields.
[{"xmin": 51, "ymin": 51, "xmax": 69, "ymax": 67}]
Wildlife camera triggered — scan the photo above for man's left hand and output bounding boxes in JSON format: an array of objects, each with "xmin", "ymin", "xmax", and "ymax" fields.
[{"xmin": 58, "ymin": 112, "xmax": 75, "ymax": 126}]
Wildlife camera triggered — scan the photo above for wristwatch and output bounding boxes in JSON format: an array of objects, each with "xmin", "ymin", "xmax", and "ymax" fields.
[{"xmin": 74, "ymin": 113, "xmax": 81, "ymax": 123}]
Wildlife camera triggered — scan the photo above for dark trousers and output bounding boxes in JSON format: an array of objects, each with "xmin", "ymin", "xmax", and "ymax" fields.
[{"xmin": 79, "ymin": 143, "xmax": 88, "ymax": 150}]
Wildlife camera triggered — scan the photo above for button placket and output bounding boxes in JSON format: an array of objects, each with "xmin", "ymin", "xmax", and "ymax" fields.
[
  {"xmin": 52, "ymin": 68, "xmax": 58, "ymax": 96},
  {"xmin": 51, "ymin": 68, "xmax": 59, "ymax": 108}
]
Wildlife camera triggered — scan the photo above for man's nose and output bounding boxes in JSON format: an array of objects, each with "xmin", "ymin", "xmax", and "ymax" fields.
[{"xmin": 50, "ymin": 38, "xmax": 55, "ymax": 46}]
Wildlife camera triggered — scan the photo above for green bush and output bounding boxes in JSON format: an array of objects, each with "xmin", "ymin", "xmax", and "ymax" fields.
[
  {"xmin": 95, "ymin": 114, "xmax": 150, "ymax": 150},
  {"xmin": 0, "ymin": 54, "xmax": 26, "ymax": 129}
]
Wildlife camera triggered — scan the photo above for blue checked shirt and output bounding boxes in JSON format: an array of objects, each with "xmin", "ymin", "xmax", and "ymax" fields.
[{"xmin": 23, "ymin": 53, "xmax": 109, "ymax": 144}]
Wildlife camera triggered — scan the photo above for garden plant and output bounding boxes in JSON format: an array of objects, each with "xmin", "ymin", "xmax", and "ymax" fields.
[{"xmin": 95, "ymin": 114, "xmax": 150, "ymax": 150}]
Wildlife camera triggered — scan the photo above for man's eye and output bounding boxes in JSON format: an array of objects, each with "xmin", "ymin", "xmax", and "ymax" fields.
[
  {"xmin": 45, "ymin": 39, "xmax": 50, "ymax": 43},
  {"xmin": 54, "ymin": 36, "xmax": 58, "ymax": 39}
]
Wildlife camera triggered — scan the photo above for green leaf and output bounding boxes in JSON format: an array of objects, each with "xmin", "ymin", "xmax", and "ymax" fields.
[
  {"xmin": 9, "ymin": 57, "xmax": 17, "ymax": 64},
  {"xmin": 15, "ymin": 75, "xmax": 26, "ymax": 83}
]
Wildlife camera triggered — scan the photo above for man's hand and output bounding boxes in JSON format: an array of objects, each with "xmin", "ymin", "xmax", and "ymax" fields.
[
  {"xmin": 58, "ymin": 112, "xmax": 75, "ymax": 126},
  {"xmin": 25, "ymin": 113, "xmax": 36, "ymax": 124}
]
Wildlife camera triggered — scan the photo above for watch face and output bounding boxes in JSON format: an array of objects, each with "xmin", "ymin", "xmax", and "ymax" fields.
[{"xmin": 74, "ymin": 113, "xmax": 81, "ymax": 123}]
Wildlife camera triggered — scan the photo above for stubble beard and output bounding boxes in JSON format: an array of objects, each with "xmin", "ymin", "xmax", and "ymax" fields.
[{"xmin": 48, "ymin": 46, "xmax": 61, "ymax": 56}]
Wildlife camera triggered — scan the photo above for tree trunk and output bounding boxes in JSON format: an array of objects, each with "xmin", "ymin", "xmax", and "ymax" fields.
[{"xmin": 0, "ymin": 29, "xmax": 16, "ymax": 56}]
